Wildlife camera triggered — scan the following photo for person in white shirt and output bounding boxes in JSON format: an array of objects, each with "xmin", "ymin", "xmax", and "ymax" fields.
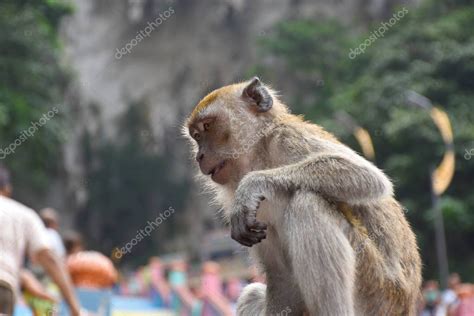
[
  {"xmin": 439, "ymin": 273, "xmax": 461, "ymax": 315},
  {"xmin": 0, "ymin": 165, "xmax": 80, "ymax": 316},
  {"xmin": 39, "ymin": 207, "xmax": 67, "ymax": 260}
]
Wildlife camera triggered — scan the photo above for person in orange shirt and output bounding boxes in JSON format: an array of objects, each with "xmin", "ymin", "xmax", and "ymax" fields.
[{"xmin": 64, "ymin": 232, "xmax": 118, "ymax": 289}]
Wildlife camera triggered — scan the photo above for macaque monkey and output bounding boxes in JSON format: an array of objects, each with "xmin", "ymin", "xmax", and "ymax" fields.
[{"xmin": 184, "ymin": 77, "xmax": 421, "ymax": 315}]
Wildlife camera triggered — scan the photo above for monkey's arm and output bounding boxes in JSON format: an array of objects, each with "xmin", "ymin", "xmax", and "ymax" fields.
[
  {"xmin": 230, "ymin": 152, "xmax": 393, "ymax": 246},
  {"xmin": 257, "ymin": 152, "xmax": 393, "ymax": 203}
]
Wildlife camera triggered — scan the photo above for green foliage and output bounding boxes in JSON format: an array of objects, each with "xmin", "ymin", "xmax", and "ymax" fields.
[
  {"xmin": 0, "ymin": 0, "xmax": 71, "ymax": 197},
  {"xmin": 255, "ymin": 0, "xmax": 474, "ymax": 281}
]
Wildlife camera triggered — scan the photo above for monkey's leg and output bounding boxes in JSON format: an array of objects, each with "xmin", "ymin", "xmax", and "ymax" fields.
[
  {"xmin": 285, "ymin": 191, "xmax": 356, "ymax": 316},
  {"xmin": 237, "ymin": 244, "xmax": 305, "ymax": 316},
  {"xmin": 237, "ymin": 282, "xmax": 266, "ymax": 315},
  {"xmin": 236, "ymin": 276, "xmax": 306, "ymax": 315},
  {"xmin": 265, "ymin": 270, "xmax": 307, "ymax": 315}
]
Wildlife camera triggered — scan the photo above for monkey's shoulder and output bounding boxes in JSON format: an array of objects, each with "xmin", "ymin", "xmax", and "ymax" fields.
[{"xmin": 263, "ymin": 122, "xmax": 346, "ymax": 164}]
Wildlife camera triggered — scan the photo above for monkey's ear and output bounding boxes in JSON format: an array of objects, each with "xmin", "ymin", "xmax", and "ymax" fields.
[{"xmin": 242, "ymin": 77, "xmax": 273, "ymax": 112}]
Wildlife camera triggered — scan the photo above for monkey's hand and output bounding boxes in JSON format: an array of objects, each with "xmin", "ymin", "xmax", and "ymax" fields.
[{"xmin": 230, "ymin": 174, "xmax": 270, "ymax": 247}]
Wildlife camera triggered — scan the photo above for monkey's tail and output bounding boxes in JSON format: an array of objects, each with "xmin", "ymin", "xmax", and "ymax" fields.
[{"xmin": 237, "ymin": 282, "xmax": 266, "ymax": 316}]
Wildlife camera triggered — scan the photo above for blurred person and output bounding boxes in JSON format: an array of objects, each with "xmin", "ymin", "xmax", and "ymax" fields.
[
  {"xmin": 0, "ymin": 165, "xmax": 80, "ymax": 315},
  {"xmin": 225, "ymin": 277, "xmax": 243, "ymax": 303},
  {"xmin": 199, "ymin": 262, "xmax": 233, "ymax": 315},
  {"xmin": 64, "ymin": 231, "xmax": 84, "ymax": 256},
  {"xmin": 168, "ymin": 260, "xmax": 188, "ymax": 287},
  {"xmin": 20, "ymin": 269, "xmax": 56, "ymax": 302},
  {"xmin": 149, "ymin": 257, "xmax": 171, "ymax": 305},
  {"xmin": 451, "ymin": 284, "xmax": 474, "ymax": 316},
  {"xmin": 20, "ymin": 269, "xmax": 57, "ymax": 316},
  {"xmin": 421, "ymin": 280, "xmax": 442, "ymax": 316},
  {"xmin": 39, "ymin": 207, "xmax": 66, "ymax": 259},
  {"xmin": 64, "ymin": 232, "xmax": 118, "ymax": 289},
  {"xmin": 439, "ymin": 273, "xmax": 462, "ymax": 315},
  {"xmin": 24, "ymin": 208, "xmax": 67, "ymax": 312},
  {"xmin": 249, "ymin": 265, "xmax": 265, "ymax": 284},
  {"xmin": 224, "ymin": 277, "xmax": 244, "ymax": 313}
]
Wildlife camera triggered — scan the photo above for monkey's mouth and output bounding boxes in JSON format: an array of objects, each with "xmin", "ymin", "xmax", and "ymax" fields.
[{"xmin": 208, "ymin": 160, "xmax": 227, "ymax": 179}]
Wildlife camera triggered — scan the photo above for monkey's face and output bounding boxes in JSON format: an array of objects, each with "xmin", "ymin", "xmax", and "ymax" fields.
[
  {"xmin": 188, "ymin": 114, "xmax": 235, "ymax": 184},
  {"xmin": 185, "ymin": 77, "xmax": 274, "ymax": 185}
]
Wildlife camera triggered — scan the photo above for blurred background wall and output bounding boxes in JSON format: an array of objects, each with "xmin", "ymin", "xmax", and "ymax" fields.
[{"xmin": 58, "ymin": 0, "xmax": 417, "ymax": 260}]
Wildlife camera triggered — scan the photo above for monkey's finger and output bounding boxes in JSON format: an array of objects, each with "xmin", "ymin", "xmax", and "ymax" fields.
[
  {"xmin": 248, "ymin": 221, "xmax": 267, "ymax": 231},
  {"xmin": 232, "ymin": 215, "xmax": 266, "ymax": 246},
  {"xmin": 237, "ymin": 229, "xmax": 261, "ymax": 246},
  {"xmin": 249, "ymin": 230, "xmax": 267, "ymax": 240},
  {"xmin": 243, "ymin": 229, "xmax": 266, "ymax": 244},
  {"xmin": 236, "ymin": 239, "xmax": 251, "ymax": 247},
  {"xmin": 249, "ymin": 227, "xmax": 266, "ymax": 235},
  {"xmin": 236, "ymin": 235, "xmax": 255, "ymax": 247},
  {"xmin": 254, "ymin": 233, "xmax": 267, "ymax": 243},
  {"xmin": 231, "ymin": 225, "xmax": 255, "ymax": 247},
  {"xmin": 230, "ymin": 231, "xmax": 249, "ymax": 246},
  {"xmin": 247, "ymin": 235, "xmax": 265, "ymax": 245}
]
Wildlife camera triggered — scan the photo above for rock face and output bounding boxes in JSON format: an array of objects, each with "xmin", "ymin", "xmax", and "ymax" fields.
[{"xmin": 58, "ymin": 0, "xmax": 413, "ymax": 250}]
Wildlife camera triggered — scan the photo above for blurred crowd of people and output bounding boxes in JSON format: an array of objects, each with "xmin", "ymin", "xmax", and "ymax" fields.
[
  {"xmin": 420, "ymin": 274, "xmax": 474, "ymax": 316},
  {"xmin": 0, "ymin": 165, "xmax": 117, "ymax": 315},
  {"xmin": 119, "ymin": 256, "xmax": 474, "ymax": 316},
  {"xmin": 117, "ymin": 257, "xmax": 260, "ymax": 315}
]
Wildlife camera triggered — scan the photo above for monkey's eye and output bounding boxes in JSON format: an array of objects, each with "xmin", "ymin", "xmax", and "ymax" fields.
[
  {"xmin": 193, "ymin": 132, "xmax": 201, "ymax": 141},
  {"xmin": 203, "ymin": 122, "xmax": 211, "ymax": 131}
]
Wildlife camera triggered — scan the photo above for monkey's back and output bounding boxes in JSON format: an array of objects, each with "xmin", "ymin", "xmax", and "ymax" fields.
[
  {"xmin": 294, "ymin": 122, "xmax": 422, "ymax": 314},
  {"xmin": 262, "ymin": 118, "xmax": 421, "ymax": 314}
]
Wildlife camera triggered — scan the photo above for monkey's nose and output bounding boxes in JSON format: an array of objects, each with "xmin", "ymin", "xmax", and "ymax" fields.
[{"xmin": 196, "ymin": 153, "xmax": 204, "ymax": 162}]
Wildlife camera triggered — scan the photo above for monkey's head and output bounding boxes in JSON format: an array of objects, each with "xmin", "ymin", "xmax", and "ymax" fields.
[{"xmin": 184, "ymin": 77, "xmax": 282, "ymax": 186}]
